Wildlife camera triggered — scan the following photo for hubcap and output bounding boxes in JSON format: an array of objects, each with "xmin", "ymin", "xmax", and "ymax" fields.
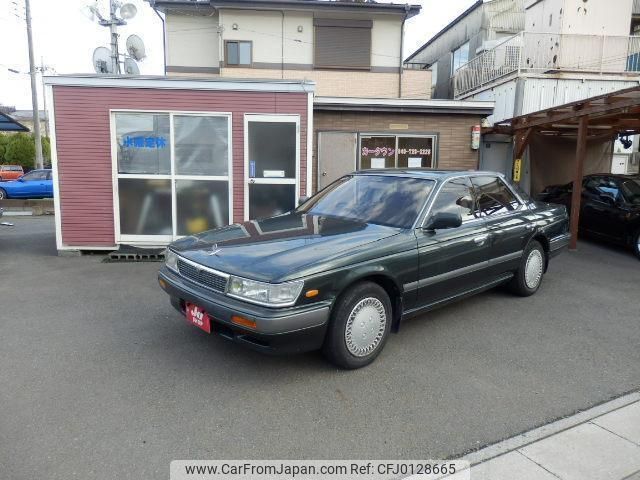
[
  {"xmin": 524, "ymin": 249, "xmax": 544, "ymax": 289},
  {"xmin": 345, "ymin": 297, "xmax": 387, "ymax": 357}
]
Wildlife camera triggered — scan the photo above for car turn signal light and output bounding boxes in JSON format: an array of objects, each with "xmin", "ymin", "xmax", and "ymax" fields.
[
  {"xmin": 305, "ymin": 289, "xmax": 319, "ymax": 298},
  {"xmin": 231, "ymin": 315, "xmax": 257, "ymax": 330}
]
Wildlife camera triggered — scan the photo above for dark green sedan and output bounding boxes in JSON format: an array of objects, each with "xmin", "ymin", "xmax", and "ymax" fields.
[{"xmin": 158, "ymin": 170, "xmax": 570, "ymax": 369}]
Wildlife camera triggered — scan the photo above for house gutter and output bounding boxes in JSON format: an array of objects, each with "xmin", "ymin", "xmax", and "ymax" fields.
[
  {"xmin": 398, "ymin": 5, "xmax": 409, "ymax": 98},
  {"xmin": 150, "ymin": 0, "xmax": 167, "ymax": 75}
]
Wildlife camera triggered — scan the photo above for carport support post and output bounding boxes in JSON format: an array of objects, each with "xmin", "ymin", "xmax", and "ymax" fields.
[{"xmin": 569, "ymin": 116, "xmax": 589, "ymax": 250}]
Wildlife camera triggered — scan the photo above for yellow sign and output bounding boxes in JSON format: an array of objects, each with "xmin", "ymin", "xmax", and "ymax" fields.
[{"xmin": 513, "ymin": 158, "xmax": 522, "ymax": 182}]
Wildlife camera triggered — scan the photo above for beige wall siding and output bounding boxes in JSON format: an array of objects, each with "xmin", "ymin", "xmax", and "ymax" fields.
[
  {"xmin": 401, "ymin": 70, "xmax": 431, "ymax": 99},
  {"xmin": 312, "ymin": 112, "xmax": 482, "ymax": 193},
  {"xmin": 166, "ymin": 13, "xmax": 220, "ymax": 69}
]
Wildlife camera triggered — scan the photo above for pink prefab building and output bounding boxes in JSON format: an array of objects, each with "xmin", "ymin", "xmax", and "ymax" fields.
[{"xmin": 45, "ymin": 75, "xmax": 314, "ymax": 253}]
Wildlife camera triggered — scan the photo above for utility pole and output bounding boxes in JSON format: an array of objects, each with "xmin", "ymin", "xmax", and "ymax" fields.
[
  {"xmin": 39, "ymin": 57, "xmax": 53, "ymax": 138},
  {"xmin": 25, "ymin": 0, "xmax": 43, "ymax": 169},
  {"xmin": 109, "ymin": 0, "xmax": 121, "ymax": 74}
]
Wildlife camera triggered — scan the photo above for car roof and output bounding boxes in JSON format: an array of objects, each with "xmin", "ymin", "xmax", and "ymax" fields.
[
  {"xmin": 353, "ymin": 169, "xmax": 505, "ymax": 181},
  {"xmin": 584, "ymin": 173, "xmax": 640, "ymax": 181}
]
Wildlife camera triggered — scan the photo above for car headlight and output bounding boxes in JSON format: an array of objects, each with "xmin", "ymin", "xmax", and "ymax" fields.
[
  {"xmin": 165, "ymin": 248, "xmax": 179, "ymax": 272},
  {"xmin": 227, "ymin": 276, "xmax": 304, "ymax": 307}
]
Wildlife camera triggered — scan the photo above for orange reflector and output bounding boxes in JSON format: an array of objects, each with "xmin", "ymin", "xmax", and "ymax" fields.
[
  {"xmin": 231, "ymin": 315, "xmax": 257, "ymax": 330},
  {"xmin": 305, "ymin": 289, "xmax": 319, "ymax": 298},
  {"xmin": 158, "ymin": 278, "xmax": 167, "ymax": 290}
]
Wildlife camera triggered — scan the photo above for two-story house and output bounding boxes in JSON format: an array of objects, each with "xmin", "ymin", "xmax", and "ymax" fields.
[
  {"xmin": 406, "ymin": 0, "xmax": 640, "ymax": 121},
  {"xmin": 406, "ymin": 0, "xmax": 640, "ymax": 178},
  {"xmin": 151, "ymin": 0, "xmax": 427, "ymax": 98}
]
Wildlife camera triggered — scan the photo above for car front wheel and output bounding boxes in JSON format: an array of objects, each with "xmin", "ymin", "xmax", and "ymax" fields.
[
  {"xmin": 322, "ymin": 281, "xmax": 392, "ymax": 369},
  {"xmin": 633, "ymin": 229, "xmax": 640, "ymax": 260},
  {"xmin": 0, "ymin": 188, "xmax": 7, "ymax": 200},
  {"xmin": 508, "ymin": 240, "xmax": 546, "ymax": 296}
]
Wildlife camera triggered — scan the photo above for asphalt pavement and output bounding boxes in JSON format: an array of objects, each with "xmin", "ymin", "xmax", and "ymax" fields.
[{"xmin": 1, "ymin": 216, "xmax": 639, "ymax": 480}]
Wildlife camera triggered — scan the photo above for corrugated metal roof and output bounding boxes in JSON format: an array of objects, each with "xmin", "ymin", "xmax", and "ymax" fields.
[{"xmin": 0, "ymin": 112, "xmax": 29, "ymax": 132}]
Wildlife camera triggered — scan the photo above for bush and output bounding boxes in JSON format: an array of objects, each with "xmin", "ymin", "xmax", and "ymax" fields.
[
  {"xmin": 0, "ymin": 133, "xmax": 51, "ymax": 166},
  {"xmin": 0, "ymin": 134, "xmax": 11, "ymax": 161},
  {"xmin": 4, "ymin": 133, "xmax": 35, "ymax": 167}
]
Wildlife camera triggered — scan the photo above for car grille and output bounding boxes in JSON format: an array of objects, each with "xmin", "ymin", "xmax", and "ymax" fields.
[{"xmin": 177, "ymin": 259, "xmax": 228, "ymax": 293}]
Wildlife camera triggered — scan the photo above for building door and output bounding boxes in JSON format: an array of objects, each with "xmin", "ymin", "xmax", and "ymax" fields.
[
  {"xmin": 317, "ymin": 131, "xmax": 357, "ymax": 190},
  {"xmin": 245, "ymin": 115, "xmax": 299, "ymax": 220}
]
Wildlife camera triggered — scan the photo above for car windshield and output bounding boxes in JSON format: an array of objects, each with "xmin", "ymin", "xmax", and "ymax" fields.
[
  {"xmin": 621, "ymin": 179, "xmax": 640, "ymax": 205},
  {"xmin": 297, "ymin": 175, "xmax": 435, "ymax": 228}
]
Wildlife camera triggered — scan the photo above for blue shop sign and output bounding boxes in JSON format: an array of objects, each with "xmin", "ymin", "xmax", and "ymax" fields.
[{"xmin": 123, "ymin": 135, "xmax": 167, "ymax": 149}]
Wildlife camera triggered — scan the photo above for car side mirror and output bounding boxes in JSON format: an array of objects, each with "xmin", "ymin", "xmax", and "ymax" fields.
[
  {"xmin": 423, "ymin": 211, "xmax": 462, "ymax": 231},
  {"xmin": 17, "ymin": 176, "xmax": 24, "ymax": 182}
]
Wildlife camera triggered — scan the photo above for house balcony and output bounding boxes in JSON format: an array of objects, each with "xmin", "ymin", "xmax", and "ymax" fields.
[{"xmin": 453, "ymin": 32, "xmax": 640, "ymax": 98}]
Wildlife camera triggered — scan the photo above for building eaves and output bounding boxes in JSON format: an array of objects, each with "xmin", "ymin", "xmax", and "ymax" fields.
[
  {"xmin": 314, "ymin": 96, "xmax": 494, "ymax": 116},
  {"xmin": 149, "ymin": 0, "xmax": 421, "ymax": 18}
]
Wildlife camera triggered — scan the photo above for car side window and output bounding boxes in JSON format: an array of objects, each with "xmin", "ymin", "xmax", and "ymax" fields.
[
  {"xmin": 429, "ymin": 178, "xmax": 478, "ymax": 223},
  {"xmin": 472, "ymin": 176, "xmax": 520, "ymax": 217},
  {"xmin": 24, "ymin": 171, "xmax": 46, "ymax": 181},
  {"xmin": 595, "ymin": 178, "xmax": 621, "ymax": 202}
]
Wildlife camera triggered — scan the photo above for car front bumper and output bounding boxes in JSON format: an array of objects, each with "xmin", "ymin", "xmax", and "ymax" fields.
[
  {"xmin": 549, "ymin": 232, "xmax": 571, "ymax": 257},
  {"xmin": 158, "ymin": 266, "xmax": 331, "ymax": 354}
]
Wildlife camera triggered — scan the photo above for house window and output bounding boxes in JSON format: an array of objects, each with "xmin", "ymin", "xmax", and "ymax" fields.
[
  {"xmin": 314, "ymin": 18, "xmax": 372, "ymax": 70},
  {"xmin": 451, "ymin": 41, "xmax": 470, "ymax": 75},
  {"xmin": 114, "ymin": 112, "xmax": 232, "ymax": 241},
  {"xmin": 359, "ymin": 134, "xmax": 437, "ymax": 169},
  {"xmin": 225, "ymin": 40, "xmax": 252, "ymax": 66}
]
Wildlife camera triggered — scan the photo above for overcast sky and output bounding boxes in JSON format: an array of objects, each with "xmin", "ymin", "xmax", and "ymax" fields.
[{"xmin": 0, "ymin": 0, "xmax": 476, "ymax": 110}]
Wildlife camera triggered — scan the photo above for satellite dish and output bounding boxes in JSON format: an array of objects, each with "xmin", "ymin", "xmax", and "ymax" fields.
[
  {"xmin": 119, "ymin": 3, "xmax": 137, "ymax": 20},
  {"xmin": 92, "ymin": 47, "xmax": 114, "ymax": 74},
  {"xmin": 124, "ymin": 57, "xmax": 140, "ymax": 75},
  {"xmin": 126, "ymin": 34, "xmax": 146, "ymax": 61}
]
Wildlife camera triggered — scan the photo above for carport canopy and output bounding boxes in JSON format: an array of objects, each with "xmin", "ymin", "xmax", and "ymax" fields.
[
  {"xmin": 0, "ymin": 112, "xmax": 29, "ymax": 132},
  {"xmin": 485, "ymin": 86, "xmax": 640, "ymax": 250}
]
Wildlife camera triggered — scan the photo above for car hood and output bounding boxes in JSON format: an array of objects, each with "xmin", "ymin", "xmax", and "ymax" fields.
[{"xmin": 169, "ymin": 213, "xmax": 402, "ymax": 282}]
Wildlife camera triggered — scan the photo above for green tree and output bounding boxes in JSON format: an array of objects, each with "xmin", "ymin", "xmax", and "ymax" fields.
[
  {"xmin": 42, "ymin": 136, "xmax": 51, "ymax": 163},
  {"xmin": 0, "ymin": 134, "xmax": 11, "ymax": 161},
  {"xmin": 4, "ymin": 133, "xmax": 35, "ymax": 167}
]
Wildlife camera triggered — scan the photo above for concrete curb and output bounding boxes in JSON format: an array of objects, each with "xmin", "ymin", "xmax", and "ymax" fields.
[{"xmin": 462, "ymin": 390, "xmax": 640, "ymax": 466}]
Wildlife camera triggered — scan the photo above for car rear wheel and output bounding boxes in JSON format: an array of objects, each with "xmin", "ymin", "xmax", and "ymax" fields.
[
  {"xmin": 508, "ymin": 240, "xmax": 546, "ymax": 297},
  {"xmin": 322, "ymin": 281, "xmax": 392, "ymax": 369},
  {"xmin": 0, "ymin": 188, "xmax": 6, "ymax": 200}
]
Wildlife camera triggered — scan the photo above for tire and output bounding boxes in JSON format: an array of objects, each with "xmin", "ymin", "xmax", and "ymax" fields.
[
  {"xmin": 0, "ymin": 188, "xmax": 6, "ymax": 200},
  {"xmin": 322, "ymin": 281, "xmax": 392, "ymax": 369},
  {"xmin": 633, "ymin": 229, "xmax": 640, "ymax": 260},
  {"xmin": 508, "ymin": 240, "xmax": 546, "ymax": 297}
]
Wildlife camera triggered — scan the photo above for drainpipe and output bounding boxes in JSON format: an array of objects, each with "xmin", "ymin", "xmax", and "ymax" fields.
[
  {"xmin": 150, "ymin": 1, "xmax": 167, "ymax": 75},
  {"xmin": 398, "ymin": 5, "xmax": 410, "ymax": 98},
  {"xmin": 281, "ymin": 10, "xmax": 285, "ymax": 79}
]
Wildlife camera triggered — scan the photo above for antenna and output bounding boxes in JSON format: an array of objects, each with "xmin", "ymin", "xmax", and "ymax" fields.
[
  {"xmin": 84, "ymin": 0, "xmax": 145, "ymax": 75},
  {"xmin": 119, "ymin": 3, "xmax": 137, "ymax": 20},
  {"xmin": 93, "ymin": 47, "xmax": 114, "ymax": 74},
  {"xmin": 126, "ymin": 35, "xmax": 146, "ymax": 61},
  {"xmin": 124, "ymin": 57, "xmax": 140, "ymax": 75}
]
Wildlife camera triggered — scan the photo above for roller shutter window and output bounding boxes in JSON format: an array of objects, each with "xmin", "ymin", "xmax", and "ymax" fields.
[{"xmin": 314, "ymin": 18, "xmax": 372, "ymax": 70}]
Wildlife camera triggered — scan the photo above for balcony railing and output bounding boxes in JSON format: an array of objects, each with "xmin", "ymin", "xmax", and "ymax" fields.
[{"xmin": 453, "ymin": 32, "xmax": 640, "ymax": 97}]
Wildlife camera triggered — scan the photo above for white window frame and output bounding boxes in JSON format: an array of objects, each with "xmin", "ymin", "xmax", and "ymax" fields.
[
  {"xmin": 451, "ymin": 41, "xmax": 470, "ymax": 76},
  {"xmin": 243, "ymin": 114, "xmax": 300, "ymax": 221},
  {"xmin": 110, "ymin": 109, "xmax": 233, "ymax": 245}
]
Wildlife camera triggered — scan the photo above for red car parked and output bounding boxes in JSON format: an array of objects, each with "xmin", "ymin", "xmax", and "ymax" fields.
[{"xmin": 0, "ymin": 165, "xmax": 25, "ymax": 181}]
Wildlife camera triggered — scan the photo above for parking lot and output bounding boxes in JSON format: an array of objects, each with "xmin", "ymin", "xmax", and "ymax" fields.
[{"xmin": 1, "ymin": 216, "xmax": 639, "ymax": 480}]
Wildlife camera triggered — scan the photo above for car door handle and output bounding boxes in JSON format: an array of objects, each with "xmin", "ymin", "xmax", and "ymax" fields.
[{"xmin": 473, "ymin": 235, "xmax": 489, "ymax": 245}]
